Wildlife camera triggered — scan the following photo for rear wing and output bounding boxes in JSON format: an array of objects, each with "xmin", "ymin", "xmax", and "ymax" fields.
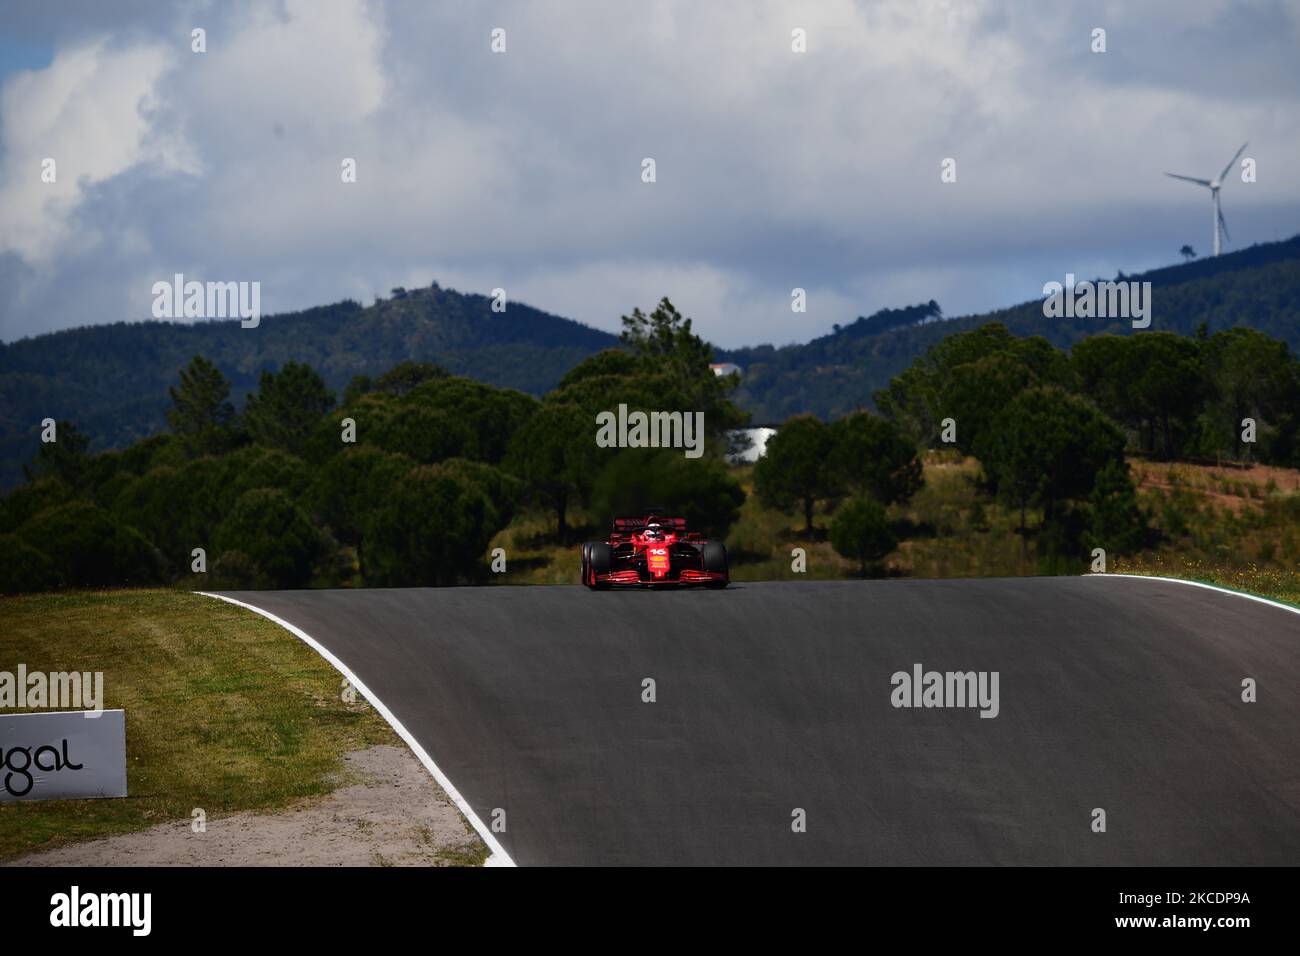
[{"xmin": 612, "ymin": 515, "xmax": 688, "ymax": 534}]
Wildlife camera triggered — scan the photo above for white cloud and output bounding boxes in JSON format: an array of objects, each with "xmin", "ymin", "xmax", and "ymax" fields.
[
  {"xmin": 0, "ymin": 0, "xmax": 1298, "ymax": 344},
  {"xmin": 0, "ymin": 39, "xmax": 183, "ymax": 263}
]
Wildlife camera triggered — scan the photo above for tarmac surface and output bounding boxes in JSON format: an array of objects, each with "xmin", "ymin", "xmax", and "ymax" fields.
[{"xmin": 216, "ymin": 576, "xmax": 1300, "ymax": 865}]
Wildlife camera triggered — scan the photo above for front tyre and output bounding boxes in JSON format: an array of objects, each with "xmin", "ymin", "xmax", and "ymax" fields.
[
  {"xmin": 701, "ymin": 541, "xmax": 729, "ymax": 589},
  {"xmin": 586, "ymin": 541, "xmax": 612, "ymax": 590}
]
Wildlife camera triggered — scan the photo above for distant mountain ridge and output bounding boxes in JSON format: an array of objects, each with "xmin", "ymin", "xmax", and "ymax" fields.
[
  {"xmin": 2, "ymin": 235, "xmax": 1298, "ymax": 488},
  {"xmin": 720, "ymin": 235, "xmax": 1300, "ymax": 423},
  {"xmin": 0, "ymin": 284, "xmax": 617, "ymax": 488}
]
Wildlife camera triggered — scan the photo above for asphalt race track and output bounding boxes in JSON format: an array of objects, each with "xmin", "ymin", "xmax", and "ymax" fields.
[{"xmin": 214, "ymin": 576, "xmax": 1300, "ymax": 866}]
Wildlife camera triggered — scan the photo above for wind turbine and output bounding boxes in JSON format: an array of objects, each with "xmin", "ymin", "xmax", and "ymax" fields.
[{"xmin": 1165, "ymin": 142, "xmax": 1247, "ymax": 257}]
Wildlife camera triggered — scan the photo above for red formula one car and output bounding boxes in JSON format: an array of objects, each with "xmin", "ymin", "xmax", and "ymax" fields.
[{"xmin": 581, "ymin": 513, "xmax": 729, "ymax": 589}]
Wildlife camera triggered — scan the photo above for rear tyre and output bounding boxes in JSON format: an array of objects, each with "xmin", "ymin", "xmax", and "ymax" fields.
[
  {"xmin": 587, "ymin": 541, "xmax": 612, "ymax": 590},
  {"xmin": 701, "ymin": 541, "xmax": 729, "ymax": 589}
]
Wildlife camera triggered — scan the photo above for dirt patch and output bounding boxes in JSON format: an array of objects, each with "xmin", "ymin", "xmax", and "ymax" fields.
[
  {"xmin": 5, "ymin": 745, "xmax": 487, "ymax": 867},
  {"xmin": 1131, "ymin": 459, "xmax": 1300, "ymax": 514}
]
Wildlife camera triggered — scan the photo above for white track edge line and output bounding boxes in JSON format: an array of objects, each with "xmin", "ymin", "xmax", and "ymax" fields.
[
  {"xmin": 1084, "ymin": 573, "xmax": 1300, "ymax": 618},
  {"xmin": 194, "ymin": 591, "xmax": 515, "ymax": 867}
]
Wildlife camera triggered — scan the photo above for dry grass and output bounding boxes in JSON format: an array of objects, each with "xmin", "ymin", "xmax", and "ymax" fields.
[
  {"xmin": 1119, "ymin": 458, "xmax": 1300, "ymax": 606},
  {"xmin": 485, "ymin": 453, "xmax": 1298, "ymax": 605},
  {"xmin": 1130, "ymin": 458, "xmax": 1300, "ymax": 514},
  {"xmin": 1111, "ymin": 554, "xmax": 1300, "ymax": 608}
]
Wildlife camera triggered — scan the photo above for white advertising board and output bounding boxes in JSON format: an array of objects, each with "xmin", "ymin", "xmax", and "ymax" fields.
[{"xmin": 0, "ymin": 709, "xmax": 127, "ymax": 801}]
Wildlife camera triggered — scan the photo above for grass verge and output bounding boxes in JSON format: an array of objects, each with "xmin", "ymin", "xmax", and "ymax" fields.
[
  {"xmin": 0, "ymin": 588, "xmax": 485, "ymax": 864},
  {"xmin": 1111, "ymin": 557, "xmax": 1300, "ymax": 609}
]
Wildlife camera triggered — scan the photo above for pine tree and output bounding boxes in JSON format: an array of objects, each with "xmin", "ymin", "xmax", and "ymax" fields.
[{"xmin": 167, "ymin": 356, "xmax": 236, "ymax": 455}]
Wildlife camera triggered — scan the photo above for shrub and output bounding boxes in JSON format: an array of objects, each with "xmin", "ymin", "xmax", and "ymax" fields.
[
  {"xmin": 361, "ymin": 464, "xmax": 507, "ymax": 586},
  {"xmin": 0, "ymin": 534, "xmax": 61, "ymax": 593},
  {"xmin": 214, "ymin": 488, "xmax": 329, "ymax": 588},
  {"xmin": 17, "ymin": 501, "xmax": 163, "ymax": 587},
  {"xmin": 591, "ymin": 450, "xmax": 745, "ymax": 539},
  {"xmin": 830, "ymin": 497, "xmax": 898, "ymax": 576}
]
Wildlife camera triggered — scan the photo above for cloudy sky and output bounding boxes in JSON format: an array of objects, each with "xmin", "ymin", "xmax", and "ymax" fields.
[{"xmin": 1, "ymin": 0, "xmax": 1298, "ymax": 347}]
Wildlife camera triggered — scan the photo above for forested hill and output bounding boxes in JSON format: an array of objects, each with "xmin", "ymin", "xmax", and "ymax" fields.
[
  {"xmin": 0, "ymin": 284, "xmax": 618, "ymax": 488},
  {"xmin": 3, "ymin": 234, "xmax": 1298, "ymax": 487},
  {"xmin": 721, "ymin": 234, "xmax": 1300, "ymax": 423}
]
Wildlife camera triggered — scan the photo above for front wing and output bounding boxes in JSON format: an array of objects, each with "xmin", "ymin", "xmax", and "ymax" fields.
[{"xmin": 592, "ymin": 567, "xmax": 728, "ymax": 587}]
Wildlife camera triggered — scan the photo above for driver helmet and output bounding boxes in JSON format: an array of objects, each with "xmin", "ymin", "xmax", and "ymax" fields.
[{"xmin": 644, "ymin": 522, "xmax": 666, "ymax": 541}]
